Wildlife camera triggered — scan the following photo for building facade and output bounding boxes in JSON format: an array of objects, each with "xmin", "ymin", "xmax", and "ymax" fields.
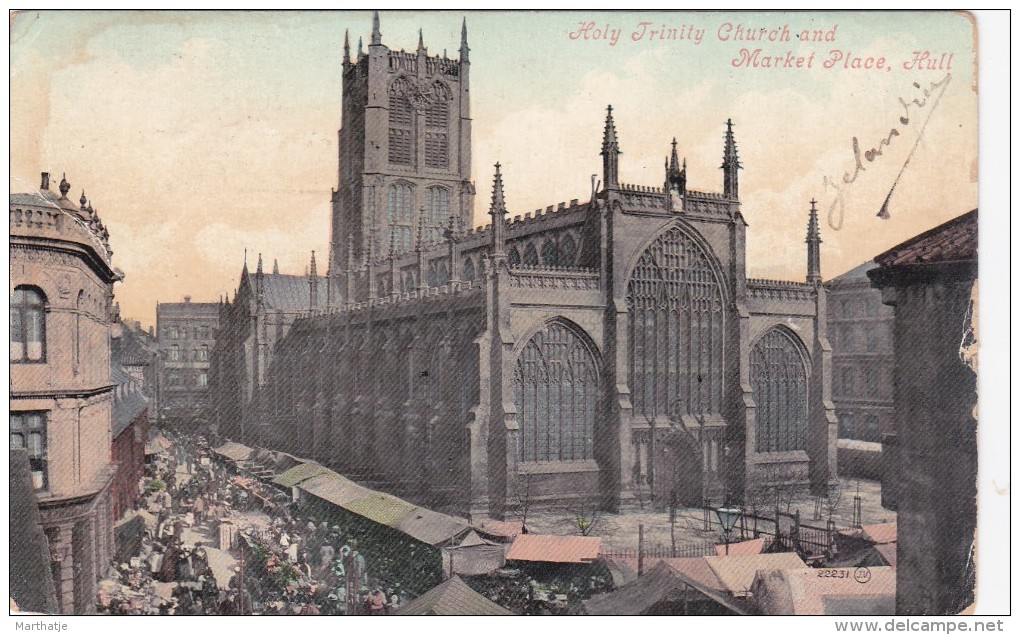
[
  {"xmin": 155, "ymin": 297, "xmax": 219, "ymax": 429},
  {"xmin": 825, "ymin": 261, "xmax": 895, "ymax": 481},
  {"xmin": 10, "ymin": 172, "xmax": 123, "ymax": 613},
  {"xmin": 210, "ymin": 14, "xmax": 838, "ymax": 521},
  {"xmin": 868, "ymin": 209, "xmax": 978, "ymax": 615}
]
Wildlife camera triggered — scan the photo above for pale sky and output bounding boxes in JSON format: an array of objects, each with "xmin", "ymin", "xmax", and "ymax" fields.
[{"xmin": 10, "ymin": 11, "xmax": 979, "ymax": 327}]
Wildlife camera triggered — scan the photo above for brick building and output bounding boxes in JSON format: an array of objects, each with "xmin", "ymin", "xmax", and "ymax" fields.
[
  {"xmin": 155, "ymin": 296, "xmax": 219, "ymax": 429},
  {"xmin": 868, "ymin": 209, "xmax": 978, "ymax": 615},
  {"xmin": 825, "ymin": 261, "xmax": 896, "ymax": 480},
  {"xmin": 10, "ymin": 172, "xmax": 123, "ymax": 613},
  {"xmin": 210, "ymin": 14, "xmax": 838, "ymax": 521}
]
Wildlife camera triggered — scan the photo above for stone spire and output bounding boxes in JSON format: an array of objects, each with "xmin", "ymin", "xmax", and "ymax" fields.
[
  {"xmin": 343, "ymin": 29, "xmax": 351, "ymax": 69},
  {"xmin": 357, "ymin": 36, "xmax": 363, "ymax": 59},
  {"xmin": 370, "ymin": 10, "xmax": 382, "ymax": 46},
  {"xmin": 460, "ymin": 17, "xmax": 469, "ymax": 62},
  {"xmin": 600, "ymin": 106, "xmax": 621, "ymax": 191},
  {"xmin": 489, "ymin": 163, "xmax": 508, "ymax": 256},
  {"xmin": 722, "ymin": 118, "xmax": 742, "ymax": 199},
  {"xmin": 273, "ymin": 258, "xmax": 279, "ymax": 275},
  {"xmin": 309, "ymin": 251, "xmax": 319, "ymax": 313},
  {"xmin": 806, "ymin": 199, "xmax": 822, "ymax": 285},
  {"xmin": 417, "ymin": 29, "xmax": 425, "ymax": 55},
  {"xmin": 256, "ymin": 252, "xmax": 263, "ymax": 275}
]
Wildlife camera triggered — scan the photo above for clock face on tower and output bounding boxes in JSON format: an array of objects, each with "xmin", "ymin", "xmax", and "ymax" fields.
[{"xmin": 407, "ymin": 79, "xmax": 435, "ymax": 111}]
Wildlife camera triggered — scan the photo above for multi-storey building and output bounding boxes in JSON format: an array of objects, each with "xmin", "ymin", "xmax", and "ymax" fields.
[
  {"xmin": 211, "ymin": 13, "xmax": 838, "ymax": 521},
  {"xmin": 155, "ymin": 296, "xmax": 219, "ymax": 428},
  {"xmin": 826, "ymin": 262, "xmax": 895, "ymax": 444},
  {"xmin": 10, "ymin": 172, "xmax": 123, "ymax": 613}
]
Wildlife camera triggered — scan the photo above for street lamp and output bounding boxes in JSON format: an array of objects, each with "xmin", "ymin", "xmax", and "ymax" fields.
[{"xmin": 715, "ymin": 507, "xmax": 741, "ymax": 555}]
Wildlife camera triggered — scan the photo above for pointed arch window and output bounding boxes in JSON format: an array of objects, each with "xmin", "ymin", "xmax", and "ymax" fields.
[
  {"xmin": 425, "ymin": 82, "xmax": 450, "ymax": 169},
  {"xmin": 541, "ymin": 239, "xmax": 559, "ymax": 266},
  {"xmin": 514, "ymin": 321, "xmax": 597, "ymax": 462},
  {"xmin": 751, "ymin": 328, "xmax": 808, "ymax": 452},
  {"xmin": 11, "ymin": 286, "xmax": 46, "ymax": 363},
  {"xmin": 626, "ymin": 226, "xmax": 725, "ymax": 419},
  {"xmin": 424, "ymin": 186, "xmax": 450, "ymax": 244},
  {"xmin": 387, "ymin": 183, "xmax": 414, "ymax": 252},
  {"xmin": 462, "ymin": 257, "xmax": 476, "ymax": 282},
  {"xmin": 389, "ymin": 77, "xmax": 415, "ymax": 166},
  {"xmin": 559, "ymin": 233, "xmax": 577, "ymax": 267},
  {"xmin": 522, "ymin": 243, "xmax": 539, "ymax": 266},
  {"xmin": 507, "ymin": 247, "xmax": 522, "ymax": 267}
]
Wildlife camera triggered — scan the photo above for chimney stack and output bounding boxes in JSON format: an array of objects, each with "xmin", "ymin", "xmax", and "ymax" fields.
[
  {"xmin": 184, "ymin": 295, "xmax": 192, "ymax": 304},
  {"xmin": 40, "ymin": 172, "xmax": 50, "ymax": 190}
]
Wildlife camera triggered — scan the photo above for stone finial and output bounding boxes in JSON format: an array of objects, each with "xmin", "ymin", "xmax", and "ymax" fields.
[
  {"xmin": 58, "ymin": 173, "xmax": 70, "ymax": 199},
  {"xmin": 722, "ymin": 118, "xmax": 742, "ymax": 199},
  {"xmin": 600, "ymin": 106, "xmax": 621, "ymax": 190},
  {"xmin": 79, "ymin": 191, "xmax": 88, "ymax": 209},
  {"xmin": 370, "ymin": 10, "xmax": 381, "ymax": 46},
  {"xmin": 806, "ymin": 199, "xmax": 822, "ymax": 284}
]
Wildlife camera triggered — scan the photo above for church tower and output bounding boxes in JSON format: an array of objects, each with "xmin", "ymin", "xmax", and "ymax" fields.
[{"xmin": 330, "ymin": 12, "xmax": 475, "ymax": 279}]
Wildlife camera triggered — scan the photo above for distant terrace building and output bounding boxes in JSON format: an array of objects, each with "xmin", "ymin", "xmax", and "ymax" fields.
[
  {"xmin": 210, "ymin": 14, "xmax": 839, "ymax": 521},
  {"xmin": 155, "ymin": 296, "xmax": 219, "ymax": 428},
  {"xmin": 10, "ymin": 172, "xmax": 123, "ymax": 613},
  {"xmin": 824, "ymin": 261, "xmax": 895, "ymax": 481}
]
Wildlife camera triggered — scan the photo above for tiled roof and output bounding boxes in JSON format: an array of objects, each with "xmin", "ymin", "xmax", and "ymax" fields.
[
  {"xmin": 253, "ymin": 274, "xmax": 330, "ymax": 313},
  {"xmin": 395, "ymin": 576, "xmax": 515, "ymax": 616},
  {"xmin": 874, "ymin": 209, "xmax": 977, "ymax": 268},
  {"xmin": 506, "ymin": 533, "xmax": 601, "ymax": 564},
  {"xmin": 715, "ymin": 537, "xmax": 767, "ymax": 557},
  {"xmin": 839, "ymin": 522, "xmax": 897, "ymax": 545}
]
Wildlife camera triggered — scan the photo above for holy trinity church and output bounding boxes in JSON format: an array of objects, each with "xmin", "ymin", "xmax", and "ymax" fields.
[{"xmin": 209, "ymin": 13, "xmax": 837, "ymax": 521}]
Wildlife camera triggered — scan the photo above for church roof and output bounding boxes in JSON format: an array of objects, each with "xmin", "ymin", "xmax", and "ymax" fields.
[
  {"xmin": 395, "ymin": 576, "xmax": 515, "ymax": 616},
  {"xmin": 827, "ymin": 259, "xmax": 877, "ymax": 284},
  {"xmin": 874, "ymin": 209, "xmax": 977, "ymax": 268},
  {"xmin": 249, "ymin": 273, "xmax": 331, "ymax": 313}
]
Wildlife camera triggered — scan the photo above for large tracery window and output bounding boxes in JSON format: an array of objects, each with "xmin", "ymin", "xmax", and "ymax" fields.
[
  {"xmin": 515, "ymin": 321, "xmax": 597, "ymax": 462},
  {"xmin": 424, "ymin": 186, "xmax": 450, "ymax": 244},
  {"xmin": 388, "ymin": 77, "xmax": 415, "ymax": 166},
  {"xmin": 751, "ymin": 328, "xmax": 808, "ymax": 452},
  {"xmin": 387, "ymin": 183, "xmax": 414, "ymax": 252},
  {"xmin": 11, "ymin": 286, "xmax": 46, "ymax": 363},
  {"xmin": 626, "ymin": 226, "xmax": 724, "ymax": 419}
]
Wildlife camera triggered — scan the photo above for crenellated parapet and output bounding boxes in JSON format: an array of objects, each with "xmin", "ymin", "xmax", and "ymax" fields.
[{"xmin": 506, "ymin": 266, "xmax": 600, "ymax": 291}]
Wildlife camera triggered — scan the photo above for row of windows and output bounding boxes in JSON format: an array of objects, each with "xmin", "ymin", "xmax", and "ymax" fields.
[
  {"xmin": 166, "ymin": 345, "xmax": 209, "ymax": 362},
  {"xmin": 506, "ymin": 233, "xmax": 579, "ymax": 269},
  {"xmin": 10, "ymin": 412, "xmax": 47, "ymax": 490},
  {"xmin": 164, "ymin": 371, "xmax": 208, "ymax": 387},
  {"xmin": 835, "ymin": 295, "xmax": 881, "ymax": 318},
  {"xmin": 163, "ymin": 325, "xmax": 214, "ymax": 340},
  {"xmin": 838, "ymin": 366, "xmax": 882, "ymax": 398},
  {"xmin": 832, "ymin": 324, "xmax": 884, "ymax": 352}
]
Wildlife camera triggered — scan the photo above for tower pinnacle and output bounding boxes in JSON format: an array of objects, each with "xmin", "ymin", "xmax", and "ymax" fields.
[
  {"xmin": 460, "ymin": 17, "xmax": 469, "ymax": 62},
  {"xmin": 806, "ymin": 199, "xmax": 822, "ymax": 284},
  {"xmin": 371, "ymin": 10, "xmax": 382, "ymax": 46},
  {"xmin": 343, "ymin": 29, "xmax": 351, "ymax": 67},
  {"xmin": 489, "ymin": 163, "xmax": 508, "ymax": 256},
  {"xmin": 722, "ymin": 118, "xmax": 742, "ymax": 199},
  {"xmin": 600, "ymin": 106, "xmax": 621, "ymax": 191}
]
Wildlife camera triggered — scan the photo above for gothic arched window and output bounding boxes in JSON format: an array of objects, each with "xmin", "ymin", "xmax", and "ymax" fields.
[
  {"xmin": 541, "ymin": 239, "xmax": 559, "ymax": 266},
  {"xmin": 424, "ymin": 186, "xmax": 450, "ymax": 244},
  {"xmin": 425, "ymin": 82, "xmax": 450, "ymax": 169},
  {"xmin": 507, "ymin": 247, "xmax": 522, "ymax": 267},
  {"xmin": 387, "ymin": 183, "xmax": 414, "ymax": 252},
  {"xmin": 463, "ymin": 257, "xmax": 476, "ymax": 281},
  {"xmin": 751, "ymin": 328, "xmax": 808, "ymax": 452},
  {"xmin": 514, "ymin": 321, "xmax": 597, "ymax": 462},
  {"xmin": 389, "ymin": 77, "xmax": 415, "ymax": 166},
  {"xmin": 626, "ymin": 226, "xmax": 725, "ymax": 419},
  {"xmin": 560, "ymin": 233, "xmax": 577, "ymax": 267},
  {"xmin": 522, "ymin": 243, "xmax": 539, "ymax": 266},
  {"xmin": 11, "ymin": 286, "xmax": 46, "ymax": 363}
]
